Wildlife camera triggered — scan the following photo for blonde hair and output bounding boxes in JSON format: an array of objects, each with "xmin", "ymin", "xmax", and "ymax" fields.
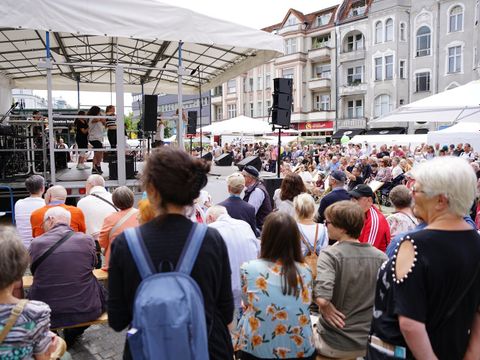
[
  {"xmin": 226, "ymin": 172, "xmax": 245, "ymax": 195},
  {"xmin": 293, "ymin": 193, "xmax": 315, "ymax": 220}
]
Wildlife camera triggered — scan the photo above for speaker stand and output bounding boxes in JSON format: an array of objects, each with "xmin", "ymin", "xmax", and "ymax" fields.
[{"xmin": 277, "ymin": 127, "xmax": 281, "ymax": 179}]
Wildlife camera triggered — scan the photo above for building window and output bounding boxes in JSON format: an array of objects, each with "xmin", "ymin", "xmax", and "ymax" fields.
[
  {"xmin": 312, "ymin": 34, "xmax": 331, "ymax": 49},
  {"xmin": 257, "ymin": 77, "xmax": 263, "ymax": 91},
  {"xmin": 399, "ymin": 60, "xmax": 406, "ymax": 79},
  {"xmin": 248, "ymin": 78, "xmax": 254, "ymax": 92},
  {"xmin": 314, "ymin": 94, "xmax": 330, "ymax": 111},
  {"xmin": 282, "ymin": 68, "xmax": 294, "ymax": 79},
  {"xmin": 346, "ymin": 33, "xmax": 364, "ymax": 52},
  {"xmin": 448, "ymin": 45, "xmax": 462, "ymax": 73},
  {"xmin": 375, "ymin": 21, "xmax": 383, "ymax": 43},
  {"xmin": 314, "ymin": 64, "xmax": 331, "ymax": 79},
  {"xmin": 216, "ymin": 106, "xmax": 223, "ymax": 121},
  {"xmin": 286, "ymin": 16, "xmax": 297, "ymax": 27},
  {"xmin": 416, "ymin": 26, "xmax": 431, "ymax": 57},
  {"xmin": 347, "ymin": 99, "xmax": 364, "ymax": 118},
  {"xmin": 227, "ymin": 79, "xmax": 236, "ymax": 94},
  {"xmin": 449, "ymin": 6, "xmax": 463, "ymax": 32},
  {"xmin": 257, "ymin": 101, "xmax": 263, "ymax": 117},
  {"xmin": 385, "ymin": 55, "xmax": 393, "ymax": 80},
  {"xmin": 284, "ymin": 38, "xmax": 297, "ymax": 55},
  {"xmin": 348, "ymin": 0, "xmax": 366, "ymax": 17},
  {"xmin": 375, "ymin": 57, "xmax": 383, "ymax": 80},
  {"xmin": 249, "ymin": 103, "xmax": 254, "ymax": 117},
  {"xmin": 416, "ymin": 72, "xmax": 431, "ymax": 92},
  {"xmin": 228, "ymin": 104, "xmax": 237, "ymax": 118},
  {"xmin": 374, "ymin": 94, "xmax": 393, "ymax": 117},
  {"xmin": 266, "ymin": 100, "xmax": 271, "ymax": 114},
  {"xmin": 385, "ymin": 18, "xmax": 394, "ymax": 42},
  {"xmin": 316, "ymin": 13, "xmax": 332, "ymax": 27},
  {"xmin": 400, "ymin": 22, "xmax": 406, "ymax": 41},
  {"xmin": 347, "ymin": 66, "xmax": 363, "ymax": 85},
  {"xmin": 265, "ymin": 74, "xmax": 271, "ymax": 89}
]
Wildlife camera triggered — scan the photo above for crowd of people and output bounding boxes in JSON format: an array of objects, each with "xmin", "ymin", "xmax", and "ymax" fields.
[{"xmin": 1, "ymin": 140, "xmax": 480, "ymax": 359}]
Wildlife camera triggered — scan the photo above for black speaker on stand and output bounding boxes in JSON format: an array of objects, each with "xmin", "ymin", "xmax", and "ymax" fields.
[
  {"xmin": 143, "ymin": 95, "xmax": 158, "ymax": 132},
  {"xmin": 187, "ymin": 111, "xmax": 197, "ymax": 135},
  {"xmin": 215, "ymin": 153, "xmax": 233, "ymax": 166},
  {"xmin": 271, "ymin": 78, "xmax": 293, "ymax": 128},
  {"xmin": 237, "ymin": 156, "xmax": 262, "ymax": 172}
]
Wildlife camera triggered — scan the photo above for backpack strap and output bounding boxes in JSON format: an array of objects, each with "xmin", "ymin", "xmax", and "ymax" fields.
[
  {"xmin": 125, "ymin": 228, "xmax": 155, "ymax": 280},
  {"xmin": 176, "ymin": 223, "xmax": 208, "ymax": 275}
]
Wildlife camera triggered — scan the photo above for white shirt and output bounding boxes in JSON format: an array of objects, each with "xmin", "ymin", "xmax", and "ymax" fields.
[
  {"xmin": 208, "ymin": 214, "xmax": 259, "ymax": 309},
  {"xmin": 273, "ymin": 189, "xmax": 295, "ymax": 217},
  {"xmin": 154, "ymin": 120, "xmax": 165, "ymax": 141},
  {"xmin": 77, "ymin": 186, "xmax": 116, "ymax": 238},
  {"xmin": 391, "ymin": 165, "xmax": 403, "ymax": 179},
  {"xmin": 14, "ymin": 197, "xmax": 45, "ymax": 248},
  {"xmin": 297, "ymin": 223, "xmax": 328, "ymax": 256},
  {"xmin": 247, "ymin": 187, "xmax": 265, "ymax": 214},
  {"xmin": 88, "ymin": 120, "xmax": 104, "ymax": 141}
]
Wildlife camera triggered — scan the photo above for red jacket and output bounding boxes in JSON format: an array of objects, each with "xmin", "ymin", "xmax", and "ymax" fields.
[{"xmin": 358, "ymin": 206, "xmax": 391, "ymax": 252}]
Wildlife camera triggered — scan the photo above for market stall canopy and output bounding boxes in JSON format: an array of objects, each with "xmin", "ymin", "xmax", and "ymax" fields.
[
  {"xmin": 332, "ymin": 128, "xmax": 365, "ymax": 140},
  {"xmin": 427, "ymin": 122, "xmax": 480, "ymax": 151},
  {"xmin": 201, "ymin": 115, "xmax": 273, "ymax": 135},
  {"xmin": 370, "ymin": 80, "xmax": 480, "ymax": 124},
  {"xmin": 0, "ymin": 0, "xmax": 284, "ymax": 93},
  {"xmin": 365, "ymin": 127, "xmax": 406, "ymax": 135},
  {"xmin": 349, "ymin": 134, "xmax": 427, "ymax": 147}
]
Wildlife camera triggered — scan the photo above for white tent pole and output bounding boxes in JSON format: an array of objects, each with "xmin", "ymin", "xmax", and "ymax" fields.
[
  {"xmin": 116, "ymin": 65, "xmax": 126, "ymax": 185},
  {"xmin": 46, "ymin": 31, "xmax": 56, "ymax": 185},
  {"xmin": 177, "ymin": 41, "xmax": 185, "ymax": 150}
]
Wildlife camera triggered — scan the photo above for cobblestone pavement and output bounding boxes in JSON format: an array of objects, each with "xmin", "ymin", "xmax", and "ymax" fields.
[{"xmin": 66, "ymin": 325, "xmax": 126, "ymax": 360}]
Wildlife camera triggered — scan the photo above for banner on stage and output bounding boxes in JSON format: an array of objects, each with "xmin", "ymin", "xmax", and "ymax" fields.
[{"xmin": 221, "ymin": 135, "xmax": 255, "ymax": 145}]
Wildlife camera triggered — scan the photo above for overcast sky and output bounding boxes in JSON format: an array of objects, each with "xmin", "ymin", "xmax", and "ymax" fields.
[{"xmin": 34, "ymin": 0, "xmax": 341, "ymax": 113}]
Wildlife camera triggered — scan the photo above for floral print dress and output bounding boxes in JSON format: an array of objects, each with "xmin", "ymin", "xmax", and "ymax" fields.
[{"xmin": 233, "ymin": 259, "xmax": 315, "ymax": 359}]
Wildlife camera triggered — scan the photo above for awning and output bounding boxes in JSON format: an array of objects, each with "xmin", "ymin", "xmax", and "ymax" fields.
[
  {"xmin": 0, "ymin": 0, "xmax": 284, "ymax": 94},
  {"xmin": 331, "ymin": 128, "xmax": 365, "ymax": 139},
  {"xmin": 365, "ymin": 127, "xmax": 406, "ymax": 135}
]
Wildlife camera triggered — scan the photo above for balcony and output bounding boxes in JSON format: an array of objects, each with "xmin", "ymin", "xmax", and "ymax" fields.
[
  {"xmin": 308, "ymin": 111, "xmax": 334, "ymax": 121},
  {"xmin": 308, "ymin": 43, "xmax": 332, "ymax": 62},
  {"xmin": 210, "ymin": 95, "xmax": 222, "ymax": 105},
  {"xmin": 336, "ymin": 117, "xmax": 367, "ymax": 129},
  {"xmin": 339, "ymin": 48, "xmax": 366, "ymax": 63},
  {"xmin": 339, "ymin": 82, "xmax": 367, "ymax": 96},
  {"xmin": 275, "ymin": 52, "xmax": 307, "ymax": 65},
  {"xmin": 277, "ymin": 24, "xmax": 303, "ymax": 35},
  {"xmin": 308, "ymin": 77, "xmax": 331, "ymax": 91}
]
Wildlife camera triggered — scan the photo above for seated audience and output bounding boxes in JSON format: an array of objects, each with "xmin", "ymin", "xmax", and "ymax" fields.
[
  {"xmin": 314, "ymin": 201, "xmax": 387, "ymax": 358},
  {"xmin": 218, "ymin": 173, "xmax": 257, "ymax": 235},
  {"xmin": 273, "ymin": 173, "xmax": 306, "ymax": 217},
  {"xmin": 385, "ymin": 185, "xmax": 418, "ymax": 237},
  {"xmin": 30, "ymin": 185, "xmax": 86, "ymax": 237},
  {"xmin": 0, "ymin": 226, "xmax": 66, "ymax": 359},
  {"xmin": 233, "ymin": 212, "xmax": 315, "ymax": 359},
  {"xmin": 98, "ymin": 186, "xmax": 139, "ymax": 271},
  {"xmin": 14, "ymin": 175, "xmax": 45, "ymax": 247},
  {"xmin": 28, "ymin": 207, "xmax": 106, "ymax": 345}
]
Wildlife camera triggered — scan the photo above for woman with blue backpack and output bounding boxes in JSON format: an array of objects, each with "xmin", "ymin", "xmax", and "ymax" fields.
[{"xmin": 108, "ymin": 147, "xmax": 234, "ymax": 360}]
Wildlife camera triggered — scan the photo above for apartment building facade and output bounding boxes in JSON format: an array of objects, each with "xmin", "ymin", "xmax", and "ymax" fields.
[{"xmin": 210, "ymin": 0, "xmax": 480, "ymax": 138}]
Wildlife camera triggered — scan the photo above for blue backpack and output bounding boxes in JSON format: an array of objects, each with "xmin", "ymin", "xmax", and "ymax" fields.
[{"xmin": 124, "ymin": 224, "xmax": 210, "ymax": 360}]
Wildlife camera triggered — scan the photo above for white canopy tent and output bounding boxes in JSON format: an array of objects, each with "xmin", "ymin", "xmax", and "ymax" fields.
[
  {"xmin": 201, "ymin": 115, "xmax": 273, "ymax": 135},
  {"xmin": 0, "ymin": 0, "xmax": 283, "ymax": 184},
  {"xmin": 349, "ymin": 134, "xmax": 427, "ymax": 147},
  {"xmin": 370, "ymin": 80, "xmax": 480, "ymax": 125},
  {"xmin": 427, "ymin": 122, "xmax": 480, "ymax": 150}
]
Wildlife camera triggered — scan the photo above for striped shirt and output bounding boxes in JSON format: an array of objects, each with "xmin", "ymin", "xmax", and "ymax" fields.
[
  {"xmin": 0, "ymin": 301, "xmax": 53, "ymax": 358},
  {"xmin": 358, "ymin": 206, "xmax": 391, "ymax": 252},
  {"xmin": 105, "ymin": 113, "xmax": 116, "ymax": 128}
]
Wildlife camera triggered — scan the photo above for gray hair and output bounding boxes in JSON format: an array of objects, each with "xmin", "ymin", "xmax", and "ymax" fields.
[
  {"xmin": 44, "ymin": 206, "xmax": 71, "ymax": 225},
  {"xmin": 205, "ymin": 205, "xmax": 228, "ymax": 223},
  {"xmin": 87, "ymin": 174, "xmax": 105, "ymax": 188},
  {"xmin": 389, "ymin": 185, "xmax": 412, "ymax": 209},
  {"xmin": 226, "ymin": 173, "xmax": 245, "ymax": 195},
  {"xmin": 0, "ymin": 226, "xmax": 29, "ymax": 289},
  {"xmin": 112, "ymin": 186, "xmax": 135, "ymax": 210},
  {"xmin": 293, "ymin": 193, "xmax": 315, "ymax": 220},
  {"xmin": 411, "ymin": 157, "xmax": 477, "ymax": 216},
  {"xmin": 25, "ymin": 175, "xmax": 45, "ymax": 195}
]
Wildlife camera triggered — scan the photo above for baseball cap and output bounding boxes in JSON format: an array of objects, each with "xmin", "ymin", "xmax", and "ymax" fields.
[
  {"xmin": 330, "ymin": 170, "xmax": 346, "ymax": 182},
  {"xmin": 242, "ymin": 165, "xmax": 259, "ymax": 178},
  {"xmin": 349, "ymin": 184, "xmax": 374, "ymax": 199}
]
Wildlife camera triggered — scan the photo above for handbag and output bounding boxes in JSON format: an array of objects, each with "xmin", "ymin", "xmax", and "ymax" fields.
[{"xmin": 299, "ymin": 224, "xmax": 319, "ymax": 279}]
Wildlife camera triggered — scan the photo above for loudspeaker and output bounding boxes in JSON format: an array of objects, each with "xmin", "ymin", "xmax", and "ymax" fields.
[
  {"xmin": 237, "ymin": 156, "xmax": 262, "ymax": 172},
  {"xmin": 202, "ymin": 152, "xmax": 213, "ymax": 161},
  {"xmin": 263, "ymin": 177, "xmax": 284, "ymax": 203},
  {"xmin": 274, "ymin": 78, "xmax": 293, "ymax": 94},
  {"xmin": 271, "ymin": 108, "xmax": 291, "ymax": 128},
  {"xmin": 187, "ymin": 111, "xmax": 197, "ymax": 135},
  {"xmin": 272, "ymin": 93, "xmax": 292, "ymax": 110},
  {"xmin": 215, "ymin": 153, "xmax": 233, "ymax": 166},
  {"xmin": 109, "ymin": 155, "xmax": 135, "ymax": 180},
  {"xmin": 143, "ymin": 95, "xmax": 158, "ymax": 132}
]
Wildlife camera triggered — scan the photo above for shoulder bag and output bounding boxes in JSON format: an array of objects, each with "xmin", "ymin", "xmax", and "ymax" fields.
[
  {"xmin": 30, "ymin": 231, "xmax": 74, "ymax": 275},
  {"xmin": 299, "ymin": 224, "xmax": 319, "ymax": 279}
]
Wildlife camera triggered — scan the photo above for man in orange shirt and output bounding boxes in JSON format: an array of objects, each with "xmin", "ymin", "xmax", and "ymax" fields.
[{"xmin": 30, "ymin": 185, "xmax": 86, "ymax": 237}]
